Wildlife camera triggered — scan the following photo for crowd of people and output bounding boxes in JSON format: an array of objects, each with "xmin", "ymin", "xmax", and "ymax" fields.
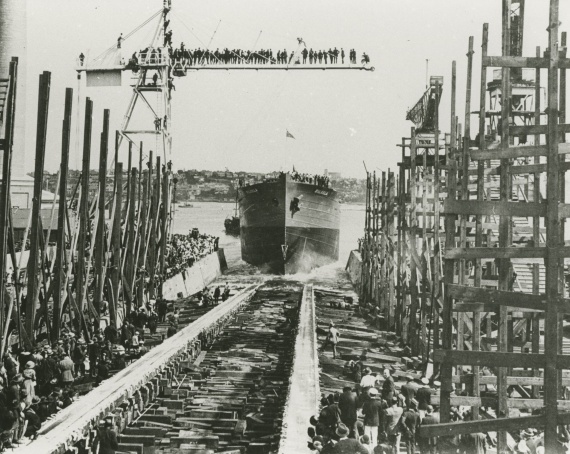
[
  {"xmin": 310, "ymin": 321, "xmax": 554, "ymax": 454},
  {"xmin": 117, "ymin": 42, "xmax": 369, "ymax": 70},
  {"xmin": 291, "ymin": 171, "xmax": 331, "ymax": 188},
  {"xmin": 164, "ymin": 229, "xmax": 219, "ymax": 279},
  {"xmin": 167, "ymin": 45, "xmax": 368, "ymax": 67},
  {"xmin": 0, "ymin": 293, "xmax": 179, "ymax": 449}
]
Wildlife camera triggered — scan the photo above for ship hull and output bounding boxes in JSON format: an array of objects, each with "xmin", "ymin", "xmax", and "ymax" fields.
[{"xmin": 239, "ymin": 175, "xmax": 340, "ymax": 274}]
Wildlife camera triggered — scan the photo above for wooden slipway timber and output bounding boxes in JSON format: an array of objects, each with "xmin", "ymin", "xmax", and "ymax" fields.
[{"xmin": 15, "ymin": 285, "xmax": 259, "ymax": 454}]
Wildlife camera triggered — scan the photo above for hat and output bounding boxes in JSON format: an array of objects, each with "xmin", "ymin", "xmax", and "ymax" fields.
[
  {"xmin": 12, "ymin": 374, "xmax": 23, "ymax": 383},
  {"xmin": 78, "ymin": 339, "xmax": 86, "ymax": 345},
  {"xmin": 139, "ymin": 340, "xmax": 144, "ymax": 344},
  {"xmin": 31, "ymin": 396, "xmax": 41, "ymax": 405},
  {"xmin": 406, "ymin": 375, "xmax": 413, "ymax": 381},
  {"xmin": 309, "ymin": 415, "xmax": 319, "ymax": 426},
  {"xmin": 369, "ymin": 387, "xmax": 379, "ymax": 396},
  {"xmin": 364, "ymin": 367, "xmax": 371, "ymax": 375},
  {"xmin": 421, "ymin": 377, "xmax": 429, "ymax": 385},
  {"xmin": 25, "ymin": 361, "xmax": 35, "ymax": 369},
  {"xmin": 433, "ymin": 380, "xmax": 441, "ymax": 388},
  {"xmin": 23, "ymin": 369, "xmax": 35, "ymax": 379},
  {"xmin": 335, "ymin": 423, "xmax": 349, "ymax": 438},
  {"xmin": 360, "ymin": 434, "xmax": 370, "ymax": 444},
  {"xmin": 57, "ymin": 340, "xmax": 64, "ymax": 344}
]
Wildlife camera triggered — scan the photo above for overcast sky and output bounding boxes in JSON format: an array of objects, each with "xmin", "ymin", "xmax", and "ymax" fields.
[{"xmin": 23, "ymin": 0, "xmax": 559, "ymax": 177}]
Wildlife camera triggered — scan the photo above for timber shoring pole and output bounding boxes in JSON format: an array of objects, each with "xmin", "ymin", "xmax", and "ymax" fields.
[
  {"xmin": 95, "ymin": 109, "xmax": 110, "ymax": 317},
  {"xmin": 26, "ymin": 71, "xmax": 51, "ymax": 343},
  {"xmin": 76, "ymin": 98, "xmax": 92, "ymax": 315},
  {"xmin": 159, "ymin": 163, "xmax": 169, "ymax": 298},
  {"xmin": 475, "ymin": 24, "xmax": 489, "ymax": 418},
  {"xmin": 387, "ymin": 171, "xmax": 396, "ymax": 328},
  {"xmin": 532, "ymin": 45, "xmax": 542, "ymax": 400},
  {"xmin": 53, "ymin": 88, "xmax": 73, "ymax": 342},
  {"xmin": 126, "ymin": 167, "xmax": 137, "ymax": 313},
  {"xmin": 544, "ymin": 0, "xmax": 561, "ymax": 449},
  {"xmin": 0, "ymin": 58, "xmax": 18, "ymax": 356},
  {"xmin": 441, "ymin": 60, "xmax": 457, "ymax": 426},
  {"xmin": 148, "ymin": 156, "xmax": 161, "ymax": 300},
  {"xmin": 111, "ymin": 138, "xmax": 122, "ymax": 327},
  {"xmin": 463, "ymin": 35, "xmax": 479, "ymax": 419},
  {"xmin": 409, "ymin": 128, "xmax": 418, "ymax": 353},
  {"xmin": 497, "ymin": 3, "xmax": 513, "ymax": 450}
]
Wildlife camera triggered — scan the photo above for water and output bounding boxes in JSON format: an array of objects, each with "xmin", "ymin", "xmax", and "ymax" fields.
[{"xmin": 172, "ymin": 201, "xmax": 365, "ymax": 288}]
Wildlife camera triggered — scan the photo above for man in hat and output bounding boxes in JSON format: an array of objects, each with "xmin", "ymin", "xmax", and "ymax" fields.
[
  {"xmin": 339, "ymin": 386, "xmax": 358, "ymax": 439},
  {"xmin": 104, "ymin": 323, "xmax": 118, "ymax": 345},
  {"xmin": 58, "ymin": 354, "xmax": 75, "ymax": 387},
  {"xmin": 383, "ymin": 396, "xmax": 403, "ymax": 453},
  {"xmin": 401, "ymin": 375, "xmax": 418, "ymax": 409},
  {"xmin": 88, "ymin": 339, "xmax": 101, "ymax": 377},
  {"xmin": 418, "ymin": 405, "xmax": 439, "ymax": 454},
  {"xmin": 400, "ymin": 399, "xmax": 421, "ymax": 454},
  {"xmin": 360, "ymin": 368, "xmax": 377, "ymax": 395},
  {"xmin": 362, "ymin": 387, "xmax": 384, "ymax": 448},
  {"xmin": 148, "ymin": 310, "xmax": 158, "ymax": 335},
  {"xmin": 23, "ymin": 396, "xmax": 41, "ymax": 439},
  {"xmin": 138, "ymin": 340, "xmax": 148, "ymax": 356},
  {"xmin": 323, "ymin": 423, "xmax": 368, "ymax": 453},
  {"xmin": 416, "ymin": 378, "xmax": 435, "ymax": 418},
  {"xmin": 72, "ymin": 339, "xmax": 87, "ymax": 377},
  {"xmin": 381, "ymin": 368, "xmax": 395, "ymax": 402},
  {"xmin": 94, "ymin": 416, "xmax": 119, "ymax": 454},
  {"xmin": 320, "ymin": 322, "xmax": 340, "ymax": 359}
]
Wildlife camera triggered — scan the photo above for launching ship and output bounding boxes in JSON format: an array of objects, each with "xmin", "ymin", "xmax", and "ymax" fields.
[{"xmin": 238, "ymin": 172, "xmax": 340, "ymax": 274}]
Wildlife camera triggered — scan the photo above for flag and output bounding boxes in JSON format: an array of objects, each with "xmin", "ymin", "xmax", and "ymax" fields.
[{"xmin": 286, "ymin": 130, "xmax": 295, "ymax": 139}]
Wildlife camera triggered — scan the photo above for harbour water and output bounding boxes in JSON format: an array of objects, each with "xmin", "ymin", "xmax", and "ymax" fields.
[{"xmin": 172, "ymin": 201, "xmax": 364, "ymax": 286}]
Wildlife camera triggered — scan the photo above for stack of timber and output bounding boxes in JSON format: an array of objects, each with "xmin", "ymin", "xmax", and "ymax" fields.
[
  {"xmin": 351, "ymin": 1, "xmax": 570, "ymax": 451},
  {"xmin": 116, "ymin": 284, "xmax": 301, "ymax": 454}
]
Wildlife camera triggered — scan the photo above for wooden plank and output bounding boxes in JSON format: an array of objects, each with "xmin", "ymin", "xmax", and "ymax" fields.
[
  {"xmin": 418, "ymin": 414, "xmax": 570, "ymax": 438},
  {"xmin": 510, "ymin": 123, "xmax": 570, "ymax": 136},
  {"xmin": 445, "ymin": 247, "xmax": 546, "ymax": 260},
  {"xmin": 454, "ymin": 302, "xmax": 541, "ymax": 313},
  {"xmin": 429, "ymin": 395, "xmax": 570, "ymax": 410},
  {"xmin": 447, "ymin": 284, "xmax": 545, "ymax": 309},
  {"xmin": 434, "ymin": 350, "xmax": 545, "ymax": 368},
  {"xmin": 443, "ymin": 199, "xmax": 546, "ymax": 217},
  {"xmin": 470, "ymin": 145, "xmax": 548, "ymax": 160},
  {"xmin": 482, "ymin": 55, "xmax": 548, "ymax": 68}
]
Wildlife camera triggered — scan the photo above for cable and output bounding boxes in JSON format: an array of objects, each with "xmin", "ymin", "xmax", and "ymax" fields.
[{"xmin": 90, "ymin": 9, "xmax": 163, "ymax": 65}]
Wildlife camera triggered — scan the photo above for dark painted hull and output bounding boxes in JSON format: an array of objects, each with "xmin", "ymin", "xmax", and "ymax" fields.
[{"xmin": 238, "ymin": 175, "xmax": 340, "ymax": 274}]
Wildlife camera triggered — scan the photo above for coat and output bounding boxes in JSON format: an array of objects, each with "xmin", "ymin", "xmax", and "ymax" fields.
[
  {"xmin": 338, "ymin": 390, "xmax": 358, "ymax": 424},
  {"xmin": 58, "ymin": 357, "xmax": 75, "ymax": 383}
]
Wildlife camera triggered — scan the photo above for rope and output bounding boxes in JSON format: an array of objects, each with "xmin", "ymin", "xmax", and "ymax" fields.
[
  {"xmin": 91, "ymin": 9, "xmax": 163, "ymax": 64},
  {"xmin": 172, "ymin": 13, "xmax": 244, "ymax": 64},
  {"xmin": 199, "ymin": 19, "xmax": 222, "ymax": 65}
]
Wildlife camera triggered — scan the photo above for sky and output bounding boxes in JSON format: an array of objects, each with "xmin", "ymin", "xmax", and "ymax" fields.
[{"xmin": 21, "ymin": 0, "xmax": 560, "ymax": 177}]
